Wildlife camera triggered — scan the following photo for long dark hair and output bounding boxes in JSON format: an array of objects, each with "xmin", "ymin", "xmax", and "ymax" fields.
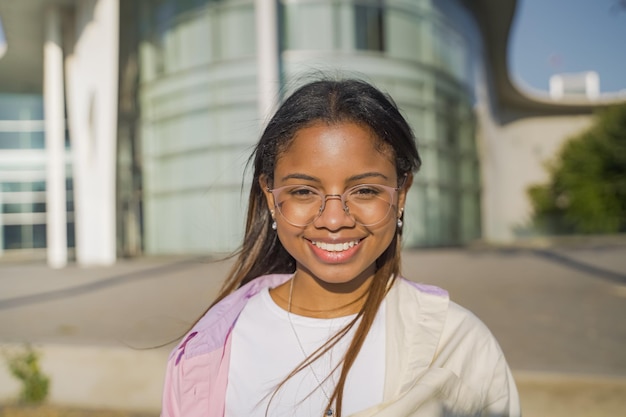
[{"xmin": 215, "ymin": 78, "xmax": 421, "ymax": 416}]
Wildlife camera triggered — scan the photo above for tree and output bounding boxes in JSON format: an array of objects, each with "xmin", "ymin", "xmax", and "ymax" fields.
[{"xmin": 527, "ymin": 104, "xmax": 626, "ymax": 235}]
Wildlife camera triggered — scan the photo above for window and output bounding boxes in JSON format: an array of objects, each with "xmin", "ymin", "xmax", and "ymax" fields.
[
  {"xmin": 0, "ymin": 131, "xmax": 45, "ymax": 149},
  {"xmin": 355, "ymin": 3, "xmax": 384, "ymax": 51},
  {"xmin": 0, "ymin": 177, "xmax": 75, "ymax": 251},
  {"xmin": 2, "ymin": 203, "xmax": 46, "ymax": 214},
  {"xmin": 3, "ymin": 224, "xmax": 46, "ymax": 250}
]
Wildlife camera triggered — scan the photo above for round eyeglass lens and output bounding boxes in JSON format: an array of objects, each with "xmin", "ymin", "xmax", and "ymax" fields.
[{"xmin": 344, "ymin": 184, "xmax": 395, "ymax": 226}]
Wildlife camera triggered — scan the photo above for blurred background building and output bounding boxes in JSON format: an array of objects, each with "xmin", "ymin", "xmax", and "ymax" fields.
[
  {"xmin": 0, "ymin": 0, "xmax": 624, "ymax": 267},
  {"xmin": 549, "ymin": 71, "xmax": 600, "ymax": 100}
]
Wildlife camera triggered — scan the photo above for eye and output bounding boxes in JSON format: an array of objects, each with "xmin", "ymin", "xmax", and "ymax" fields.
[
  {"xmin": 349, "ymin": 185, "xmax": 384, "ymax": 199},
  {"xmin": 285, "ymin": 186, "xmax": 320, "ymax": 201},
  {"xmin": 289, "ymin": 187, "xmax": 314, "ymax": 195}
]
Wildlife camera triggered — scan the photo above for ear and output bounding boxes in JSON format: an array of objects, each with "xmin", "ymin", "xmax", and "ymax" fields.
[
  {"xmin": 397, "ymin": 173, "xmax": 413, "ymax": 217},
  {"xmin": 259, "ymin": 174, "xmax": 275, "ymax": 213}
]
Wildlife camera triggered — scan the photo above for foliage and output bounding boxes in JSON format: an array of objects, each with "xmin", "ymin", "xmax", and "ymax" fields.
[
  {"xmin": 3, "ymin": 346, "xmax": 50, "ymax": 405},
  {"xmin": 527, "ymin": 104, "xmax": 626, "ymax": 235}
]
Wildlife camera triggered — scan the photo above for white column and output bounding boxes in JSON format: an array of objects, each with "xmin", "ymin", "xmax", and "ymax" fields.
[
  {"xmin": 44, "ymin": 6, "xmax": 68, "ymax": 268},
  {"xmin": 65, "ymin": 0, "xmax": 119, "ymax": 266},
  {"xmin": 255, "ymin": 0, "xmax": 280, "ymax": 123}
]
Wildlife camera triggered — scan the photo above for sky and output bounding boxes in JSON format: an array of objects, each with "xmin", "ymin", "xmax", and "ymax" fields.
[{"xmin": 509, "ymin": 0, "xmax": 626, "ymax": 94}]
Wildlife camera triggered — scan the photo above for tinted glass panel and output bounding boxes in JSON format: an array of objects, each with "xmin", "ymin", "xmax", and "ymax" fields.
[{"xmin": 355, "ymin": 4, "xmax": 384, "ymax": 51}]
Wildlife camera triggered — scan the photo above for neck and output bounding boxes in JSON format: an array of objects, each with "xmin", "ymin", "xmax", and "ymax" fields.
[{"xmin": 270, "ymin": 272, "xmax": 372, "ymax": 319}]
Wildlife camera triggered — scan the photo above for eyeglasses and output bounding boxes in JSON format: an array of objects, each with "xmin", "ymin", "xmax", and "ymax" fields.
[{"xmin": 268, "ymin": 183, "xmax": 401, "ymax": 227}]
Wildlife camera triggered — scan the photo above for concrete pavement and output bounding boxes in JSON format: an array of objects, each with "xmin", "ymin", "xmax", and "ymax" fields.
[{"xmin": 1, "ymin": 242, "xmax": 625, "ymax": 415}]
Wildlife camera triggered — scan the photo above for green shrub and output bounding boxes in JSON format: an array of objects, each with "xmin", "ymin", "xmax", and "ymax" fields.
[
  {"xmin": 528, "ymin": 104, "xmax": 626, "ymax": 234},
  {"xmin": 3, "ymin": 345, "xmax": 50, "ymax": 405}
]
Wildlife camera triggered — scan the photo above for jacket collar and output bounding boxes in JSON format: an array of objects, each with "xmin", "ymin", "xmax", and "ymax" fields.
[{"xmin": 383, "ymin": 279, "xmax": 449, "ymax": 399}]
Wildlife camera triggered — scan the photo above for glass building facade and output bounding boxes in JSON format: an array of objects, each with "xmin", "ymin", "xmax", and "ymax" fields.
[
  {"xmin": 134, "ymin": 0, "xmax": 482, "ymax": 253},
  {"xmin": 0, "ymin": 93, "xmax": 74, "ymax": 255}
]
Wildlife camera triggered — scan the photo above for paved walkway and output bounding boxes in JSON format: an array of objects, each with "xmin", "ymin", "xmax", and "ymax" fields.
[{"xmin": 1, "ymin": 242, "xmax": 625, "ymax": 415}]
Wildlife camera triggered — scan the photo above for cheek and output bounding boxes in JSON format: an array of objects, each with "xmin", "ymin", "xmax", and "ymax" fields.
[
  {"xmin": 381, "ymin": 223, "xmax": 399, "ymax": 247},
  {"xmin": 275, "ymin": 223, "xmax": 302, "ymax": 245},
  {"xmin": 366, "ymin": 219, "xmax": 399, "ymax": 253}
]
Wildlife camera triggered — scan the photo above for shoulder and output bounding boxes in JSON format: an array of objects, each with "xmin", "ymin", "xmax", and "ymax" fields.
[
  {"xmin": 428, "ymin": 293, "xmax": 508, "ymax": 385},
  {"xmin": 395, "ymin": 277, "xmax": 449, "ymax": 301},
  {"xmin": 170, "ymin": 273, "xmax": 292, "ymax": 360},
  {"xmin": 437, "ymin": 301, "xmax": 518, "ymax": 413},
  {"xmin": 438, "ymin": 294, "xmax": 502, "ymax": 353},
  {"xmin": 390, "ymin": 277, "xmax": 449, "ymax": 320},
  {"xmin": 393, "ymin": 277, "xmax": 493, "ymax": 337},
  {"xmin": 391, "ymin": 277, "xmax": 503, "ymax": 365},
  {"xmin": 389, "ymin": 278, "xmax": 519, "ymax": 414}
]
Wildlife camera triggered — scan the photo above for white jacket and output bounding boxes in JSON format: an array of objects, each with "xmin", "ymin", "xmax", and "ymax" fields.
[
  {"xmin": 357, "ymin": 277, "xmax": 521, "ymax": 416},
  {"xmin": 161, "ymin": 274, "xmax": 521, "ymax": 417}
]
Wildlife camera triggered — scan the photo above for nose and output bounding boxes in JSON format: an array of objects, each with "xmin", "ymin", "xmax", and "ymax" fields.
[{"xmin": 313, "ymin": 195, "xmax": 356, "ymax": 230}]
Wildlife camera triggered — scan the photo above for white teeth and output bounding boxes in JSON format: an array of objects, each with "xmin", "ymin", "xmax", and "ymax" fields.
[{"xmin": 313, "ymin": 240, "xmax": 359, "ymax": 252}]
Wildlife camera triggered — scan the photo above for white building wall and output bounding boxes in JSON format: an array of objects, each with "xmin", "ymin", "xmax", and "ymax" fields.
[{"xmin": 476, "ymin": 106, "xmax": 594, "ymax": 242}]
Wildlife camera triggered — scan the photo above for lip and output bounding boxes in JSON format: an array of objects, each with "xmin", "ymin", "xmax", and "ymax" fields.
[{"xmin": 306, "ymin": 238, "xmax": 363, "ymax": 264}]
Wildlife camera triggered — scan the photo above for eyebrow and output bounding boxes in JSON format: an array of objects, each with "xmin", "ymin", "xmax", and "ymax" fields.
[{"xmin": 279, "ymin": 172, "xmax": 389, "ymax": 183}]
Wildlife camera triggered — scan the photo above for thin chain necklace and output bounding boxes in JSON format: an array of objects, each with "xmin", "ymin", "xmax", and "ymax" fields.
[{"xmin": 287, "ymin": 277, "xmax": 336, "ymax": 417}]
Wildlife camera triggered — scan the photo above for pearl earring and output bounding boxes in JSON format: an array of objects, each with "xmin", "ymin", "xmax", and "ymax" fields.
[
  {"xmin": 270, "ymin": 210, "xmax": 277, "ymax": 230},
  {"xmin": 397, "ymin": 218, "xmax": 403, "ymax": 228}
]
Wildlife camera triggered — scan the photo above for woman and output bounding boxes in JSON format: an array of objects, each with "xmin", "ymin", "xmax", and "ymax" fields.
[{"xmin": 161, "ymin": 79, "xmax": 521, "ymax": 417}]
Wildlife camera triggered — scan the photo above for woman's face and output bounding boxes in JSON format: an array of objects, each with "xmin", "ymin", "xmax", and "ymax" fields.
[{"xmin": 261, "ymin": 121, "xmax": 411, "ymax": 288}]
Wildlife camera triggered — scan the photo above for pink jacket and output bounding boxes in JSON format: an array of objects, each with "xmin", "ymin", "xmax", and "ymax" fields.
[{"xmin": 161, "ymin": 274, "xmax": 520, "ymax": 417}]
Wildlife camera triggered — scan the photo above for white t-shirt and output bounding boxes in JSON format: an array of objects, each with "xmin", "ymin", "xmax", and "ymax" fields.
[{"xmin": 225, "ymin": 287, "xmax": 386, "ymax": 417}]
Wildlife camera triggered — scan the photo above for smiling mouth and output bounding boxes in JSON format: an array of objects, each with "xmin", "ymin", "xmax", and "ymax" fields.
[{"xmin": 311, "ymin": 240, "xmax": 361, "ymax": 252}]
